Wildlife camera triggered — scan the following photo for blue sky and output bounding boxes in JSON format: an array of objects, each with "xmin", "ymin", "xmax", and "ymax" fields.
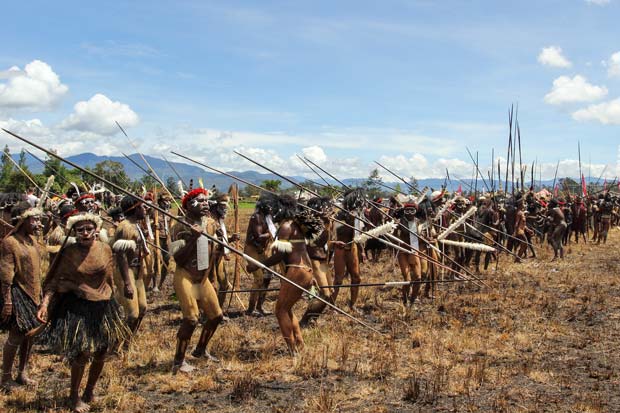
[{"xmin": 1, "ymin": 0, "xmax": 619, "ymax": 180}]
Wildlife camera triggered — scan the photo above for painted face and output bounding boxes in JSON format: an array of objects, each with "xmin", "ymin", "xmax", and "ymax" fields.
[
  {"xmin": 78, "ymin": 197, "xmax": 96, "ymax": 213},
  {"xmin": 188, "ymin": 195, "xmax": 210, "ymax": 216},
  {"xmin": 74, "ymin": 222, "xmax": 97, "ymax": 246},
  {"xmin": 159, "ymin": 200, "xmax": 171, "ymax": 211},
  {"xmin": 215, "ymin": 202, "xmax": 228, "ymax": 218},
  {"xmin": 134, "ymin": 203, "xmax": 147, "ymax": 220},
  {"xmin": 24, "ymin": 215, "xmax": 42, "ymax": 236},
  {"xmin": 404, "ymin": 207, "xmax": 416, "ymax": 219}
]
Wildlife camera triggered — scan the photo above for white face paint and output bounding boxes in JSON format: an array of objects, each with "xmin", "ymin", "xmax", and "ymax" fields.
[{"xmin": 191, "ymin": 199, "xmax": 200, "ymax": 208}]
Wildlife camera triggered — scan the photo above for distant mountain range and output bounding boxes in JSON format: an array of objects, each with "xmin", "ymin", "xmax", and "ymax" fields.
[{"xmin": 15, "ymin": 152, "xmax": 607, "ymax": 194}]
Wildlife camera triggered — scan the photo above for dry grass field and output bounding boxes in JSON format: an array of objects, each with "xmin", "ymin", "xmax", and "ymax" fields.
[{"xmin": 2, "ymin": 208, "xmax": 620, "ymax": 412}]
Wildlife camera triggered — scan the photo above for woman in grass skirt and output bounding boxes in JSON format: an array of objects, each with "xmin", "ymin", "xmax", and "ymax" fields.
[
  {"xmin": 38, "ymin": 212, "xmax": 129, "ymax": 413},
  {"xmin": 0, "ymin": 202, "xmax": 43, "ymax": 392}
]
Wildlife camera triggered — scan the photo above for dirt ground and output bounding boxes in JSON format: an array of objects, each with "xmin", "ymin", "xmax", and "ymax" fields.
[{"xmin": 2, "ymin": 210, "xmax": 620, "ymax": 412}]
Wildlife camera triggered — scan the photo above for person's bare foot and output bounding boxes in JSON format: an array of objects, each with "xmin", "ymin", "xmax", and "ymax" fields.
[
  {"xmin": 172, "ymin": 360, "xmax": 196, "ymax": 375},
  {"xmin": 191, "ymin": 349, "xmax": 220, "ymax": 363},
  {"xmin": 16, "ymin": 372, "xmax": 37, "ymax": 386},
  {"xmin": 82, "ymin": 388, "xmax": 96, "ymax": 403},
  {"xmin": 1, "ymin": 379, "xmax": 19, "ymax": 394},
  {"xmin": 71, "ymin": 398, "xmax": 90, "ymax": 413}
]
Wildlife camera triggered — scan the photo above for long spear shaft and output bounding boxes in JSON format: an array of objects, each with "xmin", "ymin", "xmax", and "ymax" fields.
[
  {"xmin": 302, "ymin": 156, "xmax": 351, "ymax": 190},
  {"xmin": 296, "ymin": 155, "xmax": 332, "ymax": 189},
  {"xmin": 25, "ymin": 150, "xmax": 72, "ymax": 186},
  {"xmin": 4, "ymin": 129, "xmax": 383, "ymax": 335},
  {"xmin": 225, "ymin": 278, "xmax": 484, "ymax": 295},
  {"xmin": 505, "ymin": 105, "xmax": 512, "ymax": 194},
  {"xmin": 116, "ymin": 122, "xmax": 184, "ymax": 214},
  {"xmin": 235, "ymin": 151, "xmax": 485, "ymax": 285},
  {"xmin": 175, "ymin": 151, "xmax": 480, "ymax": 284},
  {"xmin": 465, "ymin": 147, "xmax": 489, "ymax": 192},
  {"xmin": 5, "ymin": 153, "xmax": 60, "ymax": 198},
  {"xmin": 552, "ymin": 160, "xmax": 560, "ymax": 192},
  {"xmin": 122, "ymin": 152, "xmax": 159, "ymax": 181},
  {"xmin": 374, "ymin": 161, "xmax": 421, "ymax": 195},
  {"xmin": 162, "ymin": 154, "xmax": 188, "ymax": 191}
]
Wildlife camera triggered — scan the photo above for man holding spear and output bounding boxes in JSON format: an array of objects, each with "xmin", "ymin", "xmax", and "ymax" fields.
[{"xmin": 169, "ymin": 188, "xmax": 223, "ymax": 373}]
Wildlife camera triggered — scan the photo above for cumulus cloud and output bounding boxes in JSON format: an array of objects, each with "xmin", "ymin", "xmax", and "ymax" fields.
[
  {"xmin": 0, "ymin": 60, "xmax": 68, "ymax": 111},
  {"xmin": 603, "ymin": 51, "xmax": 620, "ymax": 78},
  {"xmin": 572, "ymin": 98, "xmax": 620, "ymax": 125},
  {"xmin": 301, "ymin": 145, "xmax": 327, "ymax": 163},
  {"xmin": 59, "ymin": 94, "xmax": 139, "ymax": 135},
  {"xmin": 544, "ymin": 75, "xmax": 608, "ymax": 105},
  {"xmin": 538, "ymin": 46, "xmax": 572, "ymax": 68}
]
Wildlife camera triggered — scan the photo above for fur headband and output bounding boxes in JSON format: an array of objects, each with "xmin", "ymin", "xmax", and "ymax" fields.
[{"xmin": 66, "ymin": 212, "xmax": 103, "ymax": 231}]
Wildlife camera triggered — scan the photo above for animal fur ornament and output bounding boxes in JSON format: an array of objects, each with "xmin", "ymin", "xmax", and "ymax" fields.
[
  {"xmin": 256, "ymin": 192, "xmax": 279, "ymax": 215},
  {"xmin": 295, "ymin": 207, "xmax": 325, "ymax": 242},
  {"xmin": 66, "ymin": 213, "xmax": 103, "ymax": 231},
  {"xmin": 270, "ymin": 239, "xmax": 293, "ymax": 253},
  {"xmin": 342, "ymin": 188, "xmax": 366, "ymax": 211},
  {"xmin": 437, "ymin": 206, "xmax": 477, "ymax": 241},
  {"xmin": 354, "ymin": 220, "xmax": 398, "ymax": 244},
  {"xmin": 439, "ymin": 239, "xmax": 495, "ymax": 252}
]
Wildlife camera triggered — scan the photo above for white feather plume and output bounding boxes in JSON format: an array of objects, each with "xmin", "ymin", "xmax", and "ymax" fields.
[
  {"xmin": 354, "ymin": 220, "xmax": 398, "ymax": 244},
  {"xmin": 177, "ymin": 180, "xmax": 186, "ymax": 197},
  {"xmin": 437, "ymin": 207, "xmax": 477, "ymax": 241},
  {"xmin": 415, "ymin": 187, "xmax": 429, "ymax": 205},
  {"xmin": 433, "ymin": 197, "xmax": 455, "ymax": 222},
  {"xmin": 271, "ymin": 239, "xmax": 293, "ymax": 253},
  {"xmin": 70, "ymin": 182, "xmax": 81, "ymax": 197},
  {"xmin": 439, "ymin": 239, "xmax": 495, "ymax": 252}
]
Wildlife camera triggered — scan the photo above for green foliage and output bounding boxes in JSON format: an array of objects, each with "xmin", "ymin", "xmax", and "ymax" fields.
[
  {"xmin": 93, "ymin": 160, "xmax": 131, "ymax": 189},
  {"xmin": 261, "ymin": 179, "xmax": 281, "ymax": 192},
  {"xmin": 364, "ymin": 168, "xmax": 385, "ymax": 199}
]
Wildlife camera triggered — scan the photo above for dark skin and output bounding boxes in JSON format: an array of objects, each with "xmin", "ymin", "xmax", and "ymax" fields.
[
  {"xmin": 1, "ymin": 215, "xmax": 42, "ymax": 391},
  {"xmin": 172, "ymin": 194, "xmax": 223, "ymax": 367},
  {"xmin": 115, "ymin": 203, "xmax": 147, "ymax": 300},
  {"xmin": 38, "ymin": 221, "xmax": 106, "ymax": 413},
  {"xmin": 247, "ymin": 220, "xmax": 313, "ymax": 355},
  {"xmin": 395, "ymin": 208, "xmax": 422, "ymax": 305}
]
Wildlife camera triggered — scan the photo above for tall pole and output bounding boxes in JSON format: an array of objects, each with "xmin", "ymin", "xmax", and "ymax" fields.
[{"xmin": 3, "ymin": 128, "xmax": 383, "ymax": 335}]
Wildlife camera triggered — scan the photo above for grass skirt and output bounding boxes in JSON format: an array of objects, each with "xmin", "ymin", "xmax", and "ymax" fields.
[
  {"xmin": 0, "ymin": 285, "xmax": 41, "ymax": 333},
  {"xmin": 43, "ymin": 292, "xmax": 130, "ymax": 361}
]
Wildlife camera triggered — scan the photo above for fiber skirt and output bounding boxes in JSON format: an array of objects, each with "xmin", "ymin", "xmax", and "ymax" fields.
[
  {"xmin": 44, "ymin": 292, "xmax": 130, "ymax": 361},
  {"xmin": 0, "ymin": 285, "xmax": 41, "ymax": 334}
]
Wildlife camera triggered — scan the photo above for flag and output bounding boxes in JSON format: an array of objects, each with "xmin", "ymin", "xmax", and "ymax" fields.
[
  {"xmin": 456, "ymin": 184, "xmax": 462, "ymax": 195},
  {"xmin": 603, "ymin": 178, "xmax": 607, "ymax": 193},
  {"xmin": 554, "ymin": 184, "xmax": 559, "ymax": 197},
  {"xmin": 581, "ymin": 174, "xmax": 587, "ymax": 197}
]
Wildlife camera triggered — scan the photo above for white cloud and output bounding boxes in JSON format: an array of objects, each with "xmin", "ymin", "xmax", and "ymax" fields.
[
  {"xmin": 585, "ymin": 0, "xmax": 610, "ymax": 5},
  {"xmin": 59, "ymin": 94, "xmax": 139, "ymax": 135},
  {"xmin": 603, "ymin": 51, "xmax": 620, "ymax": 78},
  {"xmin": 301, "ymin": 145, "xmax": 327, "ymax": 163},
  {"xmin": 572, "ymin": 98, "xmax": 620, "ymax": 125},
  {"xmin": 538, "ymin": 46, "xmax": 572, "ymax": 68},
  {"xmin": 544, "ymin": 75, "xmax": 608, "ymax": 105},
  {"xmin": 0, "ymin": 60, "xmax": 68, "ymax": 111}
]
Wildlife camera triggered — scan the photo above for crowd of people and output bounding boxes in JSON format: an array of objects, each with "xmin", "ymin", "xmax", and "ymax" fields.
[{"xmin": 0, "ymin": 181, "xmax": 617, "ymax": 412}]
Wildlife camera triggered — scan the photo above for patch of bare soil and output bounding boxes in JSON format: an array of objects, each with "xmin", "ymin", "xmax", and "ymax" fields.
[{"xmin": 2, "ymin": 216, "xmax": 619, "ymax": 412}]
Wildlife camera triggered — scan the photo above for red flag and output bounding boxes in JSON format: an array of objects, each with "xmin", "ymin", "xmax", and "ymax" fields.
[
  {"xmin": 554, "ymin": 184, "xmax": 559, "ymax": 197},
  {"xmin": 456, "ymin": 184, "xmax": 462, "ymax": 195},
  {"xmin": 581, "ymin": 174, "xmax": 587, "ymax": 197}
]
